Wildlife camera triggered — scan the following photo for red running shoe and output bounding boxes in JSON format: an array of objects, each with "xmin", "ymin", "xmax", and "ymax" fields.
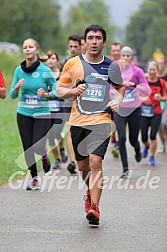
[
  {"xmin": 83, "ymin": 190, "xmax": 91, "ymax": 213},
  {"xmin": 86, "ymin": 203, "xmax": 100, "ymax": 226}
]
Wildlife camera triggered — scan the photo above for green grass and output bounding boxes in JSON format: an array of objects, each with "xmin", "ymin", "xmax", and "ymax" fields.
[
  {"xmin": 0, "ymin": 52, "xmax": 29, "ymax": 185},
  {"xmin": 0, "ymin": 86, "xmax": 24, "ymax": 185},
  {"xmin": 0, "ymin": 52, "xmax": 68, "ymax": 185}
]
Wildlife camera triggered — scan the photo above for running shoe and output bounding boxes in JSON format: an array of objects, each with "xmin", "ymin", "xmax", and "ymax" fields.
[
  {"xmin": 67, "ymin": 161, "xmax": 77, "ymax": 174},
  {"xmin": 60, "ymin": 148, "xmax": 68, "ymax": 163},
  {"xmin": 142, "ymin": 146, "xmax": 149, "ymax": 158},
  {"xmin": 52, "ymin": 159, "xmax": 61, "ymax": 169},
  {"xmin": 120, "ymin": 170, "xmax": 129, "ymax": 179},
  {"xmin": 157, "ymin": 144, "xmax": 166, "ymax": 153},
  {"xmin": 135, "ymin": 151, "xmax": 142, "ymax": 162},
  {"xmin": 83, "ymin": 190, "xmax": 91, "ymax": 213},
  {"xmin": 148, "ymin": 156, "xmax": 155, "ymax": 166},
  {"xmin": 111, "ymin": 146, "xmax": 119, "ymax": 158},
  {"xmin": 42, "ymin": 154, "xmax": 51, "ymax": 173},
  {"xmin": 26, "ymin": 178, "xmax": 40, "ymax": 190},
  {"xmin": 86, "ymin": 203, "xmax": 100, "ymax": 226}
]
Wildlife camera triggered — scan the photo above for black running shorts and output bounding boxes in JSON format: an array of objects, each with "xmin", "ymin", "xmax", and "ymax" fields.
[{"xmin": 70, "ymin": 123, "xmax": 111, "ymax": 161}]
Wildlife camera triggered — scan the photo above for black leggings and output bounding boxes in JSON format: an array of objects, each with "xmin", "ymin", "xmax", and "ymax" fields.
[
  {"xmin": 114, "ymin": 108, "xmax": 141, "ymax": 169},
  {"xmin": 17, "ymin": 113, "xmax": 51, "ymax": 178},
  {"xmin": 141, "ymin": 114, "xmax": 162, "ymax": 143}
]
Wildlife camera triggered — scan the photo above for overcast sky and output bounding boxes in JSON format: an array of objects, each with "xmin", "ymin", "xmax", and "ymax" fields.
[
  {"xmin": 106, "ymin": 0, "xmax": 143, "ymax": 27},
  {"xmin": 57, "ymin": 0, "xmax": 143, "ymax": 27}
]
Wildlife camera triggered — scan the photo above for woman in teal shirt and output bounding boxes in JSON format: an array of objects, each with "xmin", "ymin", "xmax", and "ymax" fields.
[{"xmin": 10, "ymin": 38, "xmax": 57, "ymax": 190}]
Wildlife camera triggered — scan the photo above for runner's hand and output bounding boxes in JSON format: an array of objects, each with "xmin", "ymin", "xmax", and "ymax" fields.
[
  {"xmin": 14, "ymin": 79, "xmax": 24, "ymax": 92},
  {"xmin": 107, "ymin": 100, "xmax": 119, "ymax": 112},
  {"xmin": 72, "ymin": 84, "xmax": 87, "ymax": 96},
  {"xmin": 123, "ymin": 81, "xmax": 135, "ymax": 87},
  {"xmin": 37, "ymin": 88, "xmax": 48, "ymax": 98}
]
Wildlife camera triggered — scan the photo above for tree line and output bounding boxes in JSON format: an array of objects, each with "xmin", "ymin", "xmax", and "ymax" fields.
[
  {"xmin": 125, "ymin": 0, "xmax": 167, "ymax": 60},
  {"xmin": 0, "ymin": 0, "xmax": 114, "ymax": 57},
  {"xmin": 1, "ymin": 0, "xmax": 166, "ymax": 61}
]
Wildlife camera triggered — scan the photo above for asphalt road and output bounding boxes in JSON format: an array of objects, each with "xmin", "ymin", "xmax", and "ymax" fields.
[{"xmin": 0, "ymin": 143, "xmax": 167, "ymax": 252}]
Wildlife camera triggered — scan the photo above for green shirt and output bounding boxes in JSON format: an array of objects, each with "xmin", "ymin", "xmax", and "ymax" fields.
[{"xmin": 10, "ymin": 63, "xmax": 57, "ymax": 117}]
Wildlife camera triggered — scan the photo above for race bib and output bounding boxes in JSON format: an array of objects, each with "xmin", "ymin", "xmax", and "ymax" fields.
[
  {"xmin": 22, "ymin": 95, "xmax": 41, "ymax": 108},
  {"xmin": 122, "ymin": 90, "xmax": 135, "ymax": 102},
  {"xmin": 49, "ymin": 100, "xmax": 60, "ymax": 112},
  {"xmin": 141, "ymin": 106, "xmax": 154, "ymax": 117},
  {"xmin": 81, "ymin": 84, "xmax": 106, "ymax": 102}
]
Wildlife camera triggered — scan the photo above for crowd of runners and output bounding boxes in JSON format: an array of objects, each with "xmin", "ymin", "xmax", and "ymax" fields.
[{"xmin": 1, "ymin": 24, "xmax": 167, "ymax": 226}]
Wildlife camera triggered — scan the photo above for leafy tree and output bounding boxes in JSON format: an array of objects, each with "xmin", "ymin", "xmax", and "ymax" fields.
[
  {"xmin": 142, "ymin": 16, "xmax": 167, "ymax": 59},
  {"xmin": 63, "ymin": 0, "xmax": 114, "ymax": 54},
  {"xmin": 0, "ymin": 0, "xmax": 65, "ymax": 53},
  {"xmin": 125, "ymin": 0, "xmax": 167, "ymax": 59}
]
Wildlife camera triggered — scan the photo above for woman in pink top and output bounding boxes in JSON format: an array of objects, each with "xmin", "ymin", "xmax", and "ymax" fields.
[{"xmin": 113, "ymin": 46, "xmax": 150, "ymax": 178}]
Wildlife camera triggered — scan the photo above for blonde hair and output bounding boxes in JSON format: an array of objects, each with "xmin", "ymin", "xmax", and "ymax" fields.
[
  {"xmin": 23, "ymin": 38, "xmax": 39, "ymax": 49},
  {"xmin": 147, "ymin": 61, "xmax": 158, "ymax": 69},
  {"xmin": 47, "ymin": 49, "xmax": 59, "ymax": 61}
]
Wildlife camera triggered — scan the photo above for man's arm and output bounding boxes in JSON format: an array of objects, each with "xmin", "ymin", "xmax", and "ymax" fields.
[
  {"xmin": 56, "ymin": 84, "xmax": 87, "ymax": 99},
  {"xmin": 57, "ymin": 58, "xmax": 87, "ymax": 99}
]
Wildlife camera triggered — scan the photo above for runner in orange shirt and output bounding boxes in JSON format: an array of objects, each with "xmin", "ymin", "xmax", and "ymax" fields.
[{"xmin": 57, "ymin": 25, "xmax": 125, "ymax": 226}]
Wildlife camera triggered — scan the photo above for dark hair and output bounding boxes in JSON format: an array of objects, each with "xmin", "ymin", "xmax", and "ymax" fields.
[
  {"xmin": 68, "ymin": 35, "xmax": 81, "ymax": 45},
  {"xmin": 84, "ymin": 24, "xmax": 106, "ymax": 42},
  {"xmin": 111, "ymin": 42, "xmax": 122, "ymax": 48}
]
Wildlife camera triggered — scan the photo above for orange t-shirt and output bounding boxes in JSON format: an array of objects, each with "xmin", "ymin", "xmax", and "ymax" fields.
[{"xmin": 58, "ymin": 55, "xmax": 114, "ymax": 126}]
